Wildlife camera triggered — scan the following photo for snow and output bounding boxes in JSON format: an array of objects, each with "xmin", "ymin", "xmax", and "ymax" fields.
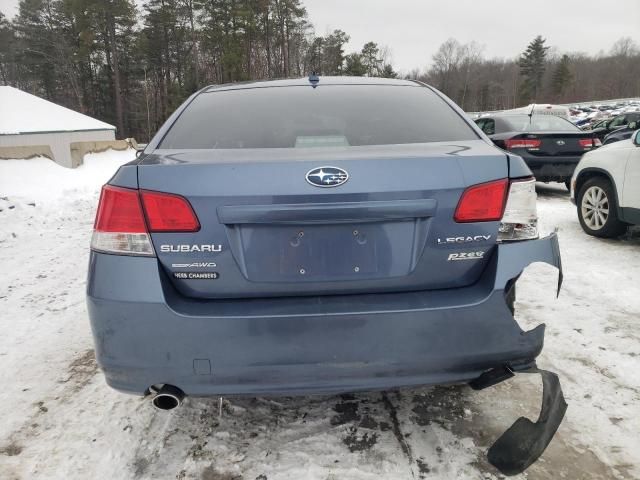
[
  {"xmin": 0, "ymin": 149, "xmax": 134, "ymax": 208},
  {"xmin": 0, "ymin": 86, "xmax": 115, "ymax": 135},
  {"xmin": 1, "ymin": 157, "xmax": 639, "ymax": 479}
]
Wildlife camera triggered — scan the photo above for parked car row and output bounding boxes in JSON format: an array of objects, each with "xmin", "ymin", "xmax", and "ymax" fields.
[
  {"xmin": 569, "ymin": 99, "xmax": 640, "ymax": 128},
  {"xmin": 570, "ymin": 100, "xmax": 640, "ymax": 144},
  {"xmin": 475, "ymin": 110, "xmax": 640, "ymax": 239},
  {"xmin": 586, "ymin": 112, "xmax": 640, "ymax": 145}
]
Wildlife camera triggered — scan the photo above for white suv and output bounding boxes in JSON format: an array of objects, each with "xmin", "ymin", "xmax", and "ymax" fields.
[{"xmin": 571, "ymin": 130, "xmax": 640, "ymax": 237}]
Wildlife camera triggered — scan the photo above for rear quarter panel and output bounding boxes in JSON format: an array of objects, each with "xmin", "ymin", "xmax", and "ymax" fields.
[{"xmin": 573, "ymin": 141, "xmax": 632, "ymax": 202}]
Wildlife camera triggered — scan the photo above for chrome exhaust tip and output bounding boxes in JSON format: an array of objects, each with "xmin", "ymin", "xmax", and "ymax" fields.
[{"xmin": 150, "ymin": 384, "xmax": 185, "ymax": 411}]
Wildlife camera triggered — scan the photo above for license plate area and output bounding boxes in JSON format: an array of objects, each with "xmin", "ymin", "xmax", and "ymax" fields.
[{"xmin": 236, "ymin": 221, "xmax": 417, "ymax": 282}]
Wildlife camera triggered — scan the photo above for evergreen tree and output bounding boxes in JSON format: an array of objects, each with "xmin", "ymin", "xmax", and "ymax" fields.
[
  {"xmin": 89, "ymin": 0, "xmax": 137, "ymax": 137},
  {"xmin": 321, "ymin": 29, "xmax": 348, "ymax": 74},
  {"xmin": 361, "ymin": 41, "xmax": 382, "ymax": 76},
  {"xmin": 5, "ymin": 2, "xmax": 639, "ymax": 143},
  {"xmin": 0, "ymin": 12, "xmax": 18, "ymax": 85},
  {"xmin": 13, "ymin": 0, "xmax": 67, "ymax": 99},
  {"xmin": 518, "ymin": 35, "xmax": 549, "ymax": 103},
  {"xmin": 305, "ymin": 36, "xmax": 324, "ymax": 74},
  {"xmin": 304, "ymin": 29, "xmax": 348, "ymax": 75},
  {"xmin": 142, "ymin": 0, "xmax": 195, "ymax": 124},
  {"xmin": 552, "ymin": 54, "xmax": 573, "ymax": 98},
  {"xmin": 343, "ymin": 53, "xmax": 366, "ymax": 76},
  {"xmin": 2, "ymin": 0, "xmax": 402, "ymax": 138},
  {"xmin": 379, "ymin": 63, "xmax": 397, "ymax": 78}
]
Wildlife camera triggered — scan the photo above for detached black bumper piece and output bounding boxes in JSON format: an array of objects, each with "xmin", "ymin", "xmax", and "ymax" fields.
[{"xmin": 472, "ymin": 366, "xmax": 567, "ymax": 476}]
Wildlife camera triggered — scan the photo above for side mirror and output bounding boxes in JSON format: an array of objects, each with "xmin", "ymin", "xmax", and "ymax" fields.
[{"xmin": 632, "ymin": 130, "xmax": 640, "ymax": 147}]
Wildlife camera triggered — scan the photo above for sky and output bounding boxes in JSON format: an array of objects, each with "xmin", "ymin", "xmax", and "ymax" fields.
[{"xmin": 1, "ymin": 0, "xmax": 639, "ymax": 73}]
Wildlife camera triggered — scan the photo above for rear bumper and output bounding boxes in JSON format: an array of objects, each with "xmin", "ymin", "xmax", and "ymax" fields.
[
  {"xmin": 86, "ymin": 234, "xmax": 562, "ymax": 396},
  {"xmin": 520, "ymin": 153, "xmax": 582, "ymax": 182}
]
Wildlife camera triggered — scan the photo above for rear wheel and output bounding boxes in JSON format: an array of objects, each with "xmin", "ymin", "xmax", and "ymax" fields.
[{"xmin": 577, "ymin": 177, "xmax": 627, "ymax": 238}]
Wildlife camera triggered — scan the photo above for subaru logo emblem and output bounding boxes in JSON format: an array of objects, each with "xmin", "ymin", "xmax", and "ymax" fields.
[
  {"xmin": 556, "ymin": 140, "xmax": 565, "ymax": 146},
  {"xmin": 305, "ymin": 166, "xmax": 349, "ymax": 187}
]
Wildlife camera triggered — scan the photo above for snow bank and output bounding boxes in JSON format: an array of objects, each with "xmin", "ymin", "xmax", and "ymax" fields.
[{"xmin": 0, "ymin": 149, "xmax": 135, "ymax": 205}]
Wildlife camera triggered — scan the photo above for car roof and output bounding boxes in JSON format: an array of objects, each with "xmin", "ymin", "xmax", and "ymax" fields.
[
  {"xmin": 476, "ymin": 113, "xmax": 530, "ymax": 120},
  {"xmin": 203, "ymin": 76, "xmax": 421, "ymax": 93},
  {"xmin": 478, "ymin": 113, "xmax": 574, "ymax": 119}
]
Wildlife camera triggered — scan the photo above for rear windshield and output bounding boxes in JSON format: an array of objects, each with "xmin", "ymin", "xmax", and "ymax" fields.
[
  {"xmin": 502, "ymin": 114, "xmax": 580, "ymax": 133},
  {"xmin": 159, "ymin": 85, "xmax": 478, "ymax": 149}
]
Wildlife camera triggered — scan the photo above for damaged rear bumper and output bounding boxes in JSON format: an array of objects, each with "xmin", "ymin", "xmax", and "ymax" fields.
[
  {"xmin": 484, "ymin": 367, "xmax": 567, "ymax": 476},
  {"xmin": 87, "ymin": 233, "xmax": 562, "ymax": 397}
]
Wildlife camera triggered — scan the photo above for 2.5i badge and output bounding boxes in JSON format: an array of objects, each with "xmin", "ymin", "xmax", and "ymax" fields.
[
  {"xmin": 447, "ymin": 251, "xmax": 485, "ymax": 261},
  {"xmin": 173, "ymin": 272, "xmax": 220, "ymax": 280}
]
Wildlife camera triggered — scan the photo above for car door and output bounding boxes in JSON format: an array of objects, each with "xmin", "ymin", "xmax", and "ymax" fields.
[
  {"xmin": 622, "ymin": 135, "xmax": 640, "ymax": 210},
  {"xmin": 608, "ymin": 114, "xmax": 628, "ymax": 132}
]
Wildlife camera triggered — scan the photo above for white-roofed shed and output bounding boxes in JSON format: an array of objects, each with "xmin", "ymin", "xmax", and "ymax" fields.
[{"xmin": 0, "ymin": 86, "xmax": 117, "ymax": 167}]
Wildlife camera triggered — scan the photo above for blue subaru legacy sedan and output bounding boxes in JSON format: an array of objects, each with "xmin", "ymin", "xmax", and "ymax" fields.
[{"xmin": 87, "ymin": 77, "xmax": 565, "ymax": 474}]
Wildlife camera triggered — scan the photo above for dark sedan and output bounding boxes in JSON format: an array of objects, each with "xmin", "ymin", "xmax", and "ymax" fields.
[
  {"xmin": 475, "ymin": 114, "xmax": 600, "ymax": 187},
  {"xmin": 588, "ymin": 112, "xmax": 640, "ymax": 142},
  {"xmin": 603, "ymin": 116, "xmax": 640, "ymax": 144}
]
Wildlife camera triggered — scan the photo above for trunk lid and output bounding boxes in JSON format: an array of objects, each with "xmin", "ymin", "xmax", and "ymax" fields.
[
  {"xmin": 138, "ymin": 141, "xmax": 507, "ymax": 299},
  {"xmin": 523, "ymin": 131, "xmax": 598, "ymax": 157}
]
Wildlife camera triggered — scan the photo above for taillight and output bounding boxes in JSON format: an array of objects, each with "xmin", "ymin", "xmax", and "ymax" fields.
[
  {"xmin": 504, "ymin": 139, "xmax": 541, "ymax": 151},
  {"xmin": 454, "ymin": 177, "xmax": 539, "ymax": 241},
  {"xmin": 140, "ymin": 191, "xmax": 200, "ymax": 232},
  {"xmin": 94, "ymin": 186, "xmax": 147, "ymax": 233},
  {"xmin": 580, "ymin": 138, "xmax": 602, "ymax": 148},
  {"xmin": 91, "ymin": 186, "xmax": 200, "ymax": 256},
  {"xmin": 498, "ymin": 177, "xmax": 539, "ymax": 242},
  {"xmin": 579, "ymin": 139, "xmax": 595, "ymax": 149},
  {"xmin": 454, "ymin": 179, "xmax": 509, "ymax": 223},
  {"xmin": 91, "ymin": 185, "xmax": 154, "ymax": 256}
]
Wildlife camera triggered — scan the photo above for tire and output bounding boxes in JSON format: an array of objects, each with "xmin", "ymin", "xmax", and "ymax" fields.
[{"xmin": 577, "ymin": 177, "xmax": 627, "ymax": 238}]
